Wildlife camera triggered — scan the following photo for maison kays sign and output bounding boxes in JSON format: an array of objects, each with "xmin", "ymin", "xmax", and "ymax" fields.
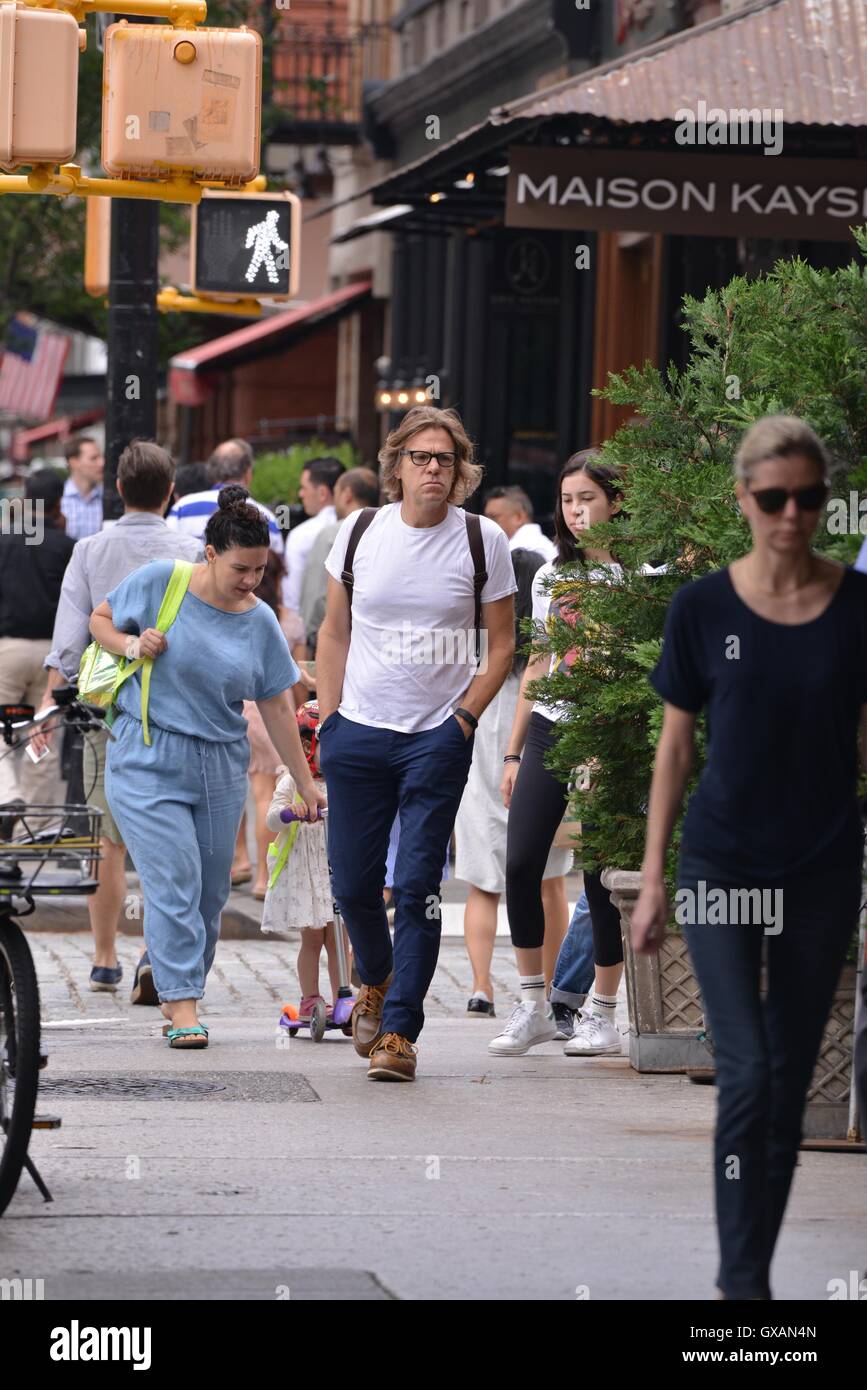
[{"xmin": 506, "ymin": 149, "xmax": 867, "ymax": 241}]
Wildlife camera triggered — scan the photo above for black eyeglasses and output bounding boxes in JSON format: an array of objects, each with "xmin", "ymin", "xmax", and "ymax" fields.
[
  {"xmin": 748, "ymin": 483, "xmax": 829, "ymax": 514},
  {"xmin": 400, "ymin": 450, "xmax": 456, "ymax": 469}
]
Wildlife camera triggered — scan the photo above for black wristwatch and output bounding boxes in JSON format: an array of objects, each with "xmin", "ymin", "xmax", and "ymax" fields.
[{"xmin": 454, "ymin": 707, "xmax": 478, "ymax": 730}]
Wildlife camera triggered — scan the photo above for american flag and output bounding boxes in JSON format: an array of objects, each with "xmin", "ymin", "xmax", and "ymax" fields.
[{"xmin": 0, "ymin": 313, "xmax": 71, "ymax": 422}]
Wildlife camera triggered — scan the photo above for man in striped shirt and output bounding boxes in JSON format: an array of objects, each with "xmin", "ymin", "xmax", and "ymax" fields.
[
  {"xmin": 61, "ymin": 435, "xmax": 105, "ymax": 540},
  {"xmin": 166, "ymin": 437, "xmax": 284, "ymax": 556}
]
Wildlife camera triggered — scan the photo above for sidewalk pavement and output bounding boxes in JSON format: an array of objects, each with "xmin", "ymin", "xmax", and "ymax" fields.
[{"xmin": 3, "ymin": 930, "xmax": 865, "ymax": 1301}]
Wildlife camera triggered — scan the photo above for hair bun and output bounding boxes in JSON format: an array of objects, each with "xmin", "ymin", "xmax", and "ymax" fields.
[{"xmin": 218, "ymin": 483, "xmax": 250, "ymax": 511}]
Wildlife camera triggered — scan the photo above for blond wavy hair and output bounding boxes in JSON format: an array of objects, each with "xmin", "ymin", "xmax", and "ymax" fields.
[{"xmin": 378, "ymin": 406, "xmax": 483, "ymax": 504}]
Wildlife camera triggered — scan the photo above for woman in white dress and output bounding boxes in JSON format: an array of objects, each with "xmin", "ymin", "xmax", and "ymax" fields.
[{"xmin": 454, "ymin": 548, "xmax": 572, "ymax": 1017}]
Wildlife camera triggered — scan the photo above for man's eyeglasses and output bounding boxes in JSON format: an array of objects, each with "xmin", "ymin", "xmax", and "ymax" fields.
[
  {"xmin": 748, "ymin": 483, "xmax": 829, "ymax": 514},
  {"xmin": 401, "ymin": 450, "xmax": 456, "ymax": 469}
]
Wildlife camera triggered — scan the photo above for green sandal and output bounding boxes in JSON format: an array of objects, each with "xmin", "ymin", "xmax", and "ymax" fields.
[{"xmin": 166, "ymin": 1025, "xmax": 209, "ymax": 1049}]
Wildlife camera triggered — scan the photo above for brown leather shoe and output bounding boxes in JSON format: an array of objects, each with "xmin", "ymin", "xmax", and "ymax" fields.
[
  {"xmin": 367, "ymin": 1032, "xmax": 417, "ymax": 1082},
  {"xmin": 351, "ymin": 974, "xmax": 392, "ymax": 1057}
]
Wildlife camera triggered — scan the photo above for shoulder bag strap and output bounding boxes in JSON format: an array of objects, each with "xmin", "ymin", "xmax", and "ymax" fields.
[
  {"xmin": 139, "ymin": 560, "xmax": 195, "ymax": 746},
  {"xmin": 464, "ymin": 512, "xmax": 487, "ymax": 665},
  {"xmin": 340, "ymin": 507, "xmax": 377, "ymax": 628}
]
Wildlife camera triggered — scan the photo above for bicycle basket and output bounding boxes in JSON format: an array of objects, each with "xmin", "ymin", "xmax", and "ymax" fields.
[{"xmin": 0, "ymin": 804, "xmax": 103, "ymax": 899}]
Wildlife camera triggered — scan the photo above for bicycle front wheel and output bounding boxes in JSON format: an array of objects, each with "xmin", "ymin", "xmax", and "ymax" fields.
[{"xmin": 0, "ymin": 920, "xmax": 41, "ymax": 1216}]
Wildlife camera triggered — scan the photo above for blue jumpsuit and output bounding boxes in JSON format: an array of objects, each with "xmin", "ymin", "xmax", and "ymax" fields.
[{"xmin": 103, "ymin": 560, "xmax": 298, "ymax": 1001}]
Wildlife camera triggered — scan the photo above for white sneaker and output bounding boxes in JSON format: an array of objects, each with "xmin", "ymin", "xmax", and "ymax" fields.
[
  {"xmin": 488, "ymin": 1002, "xmax": 558, "ymax": 1056},
  {"xmin": 563, "ymin": 1012, "xmax": 621, "ymax": 1056}
]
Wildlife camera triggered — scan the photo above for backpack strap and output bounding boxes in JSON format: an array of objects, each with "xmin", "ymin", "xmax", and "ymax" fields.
[
  {"xmin": 138, "ymin": 560, "xmax": 195, "ymax": 746},
  {"xmin": 340, "ymin": 507, "xmax": 377, "ymax": 626},
  {"xmin": 465, "ymin": 512, "xmax": 487, "ymax": 665}
]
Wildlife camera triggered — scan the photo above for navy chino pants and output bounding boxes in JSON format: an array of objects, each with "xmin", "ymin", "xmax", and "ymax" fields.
[{"xmin": 318, "ymin": 710, "xmax": 474, "ymax": 1041}]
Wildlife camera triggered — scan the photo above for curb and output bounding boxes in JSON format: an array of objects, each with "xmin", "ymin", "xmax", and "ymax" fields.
[{"xmin": 21, "ymin": 891, "xmax": 267, "ymax": 941}]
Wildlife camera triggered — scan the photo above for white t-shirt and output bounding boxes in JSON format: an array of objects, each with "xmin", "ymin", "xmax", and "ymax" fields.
[
  {"xmin": 531, "ymin": 559, "xmax": 667, "ymax": 721},
  {"xmin": 283, "ymin": 505, "xmax": 337, "ymax": 614},
  {"xmin": 325, "ymin": 503, "xmax": 516, "ymax": 733},
  {"xmin": 509, "ymin": 521, "xmax": 557, "ymax": 563},
  {"xmin": 531, "ymin": 560, "xmax": 623, "ymax": 723}
]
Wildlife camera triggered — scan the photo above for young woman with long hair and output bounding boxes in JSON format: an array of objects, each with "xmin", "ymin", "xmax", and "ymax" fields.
[{"xmin": 489, "ymin": 450, "xmax": 626, "ymax": 1057}]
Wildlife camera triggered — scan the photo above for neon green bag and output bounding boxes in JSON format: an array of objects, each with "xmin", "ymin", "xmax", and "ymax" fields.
[{"xmin": 78, "ymin": 559, "xmax": 194, "ymax": 746}]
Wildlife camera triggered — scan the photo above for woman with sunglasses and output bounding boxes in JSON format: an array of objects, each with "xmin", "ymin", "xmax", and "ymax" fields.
[{"xmin": 632, "ymin": 414, "xmax": 867, "ymax": 1300}]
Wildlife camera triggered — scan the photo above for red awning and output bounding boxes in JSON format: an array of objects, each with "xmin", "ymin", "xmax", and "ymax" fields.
[
  {"xmin": 169, "ymin": 281, "xmax": 372, "ymax": 407},
  {"xmin": 11, "ymin": 409, "xmax": 104, "ymax": 462}
]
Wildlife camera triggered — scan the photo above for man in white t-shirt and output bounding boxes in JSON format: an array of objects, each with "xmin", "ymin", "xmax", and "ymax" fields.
[
  {"xmin": 484, "ymin": 485, "xmax": 557, "ymax": 563},
  {"xmin": 282, "ymin": 456, "xmax": 344, "ymax": 617},
  {"xmin": 317, "ymin": 407, "xmax": 517, "ymax": 1081}
]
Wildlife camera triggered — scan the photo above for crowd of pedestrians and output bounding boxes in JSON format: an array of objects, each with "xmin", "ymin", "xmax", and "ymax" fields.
[{"xmin": 1, "ymin": 406, "xmax": 864, "ymax": 1298}]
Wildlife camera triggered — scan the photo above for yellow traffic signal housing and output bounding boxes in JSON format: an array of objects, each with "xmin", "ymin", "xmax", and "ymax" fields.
[
  {"xmin": 0, "ymin": 2, "xmax": 84, "ymax": 172},
  {"xmin": 101, "ymin": 21, "xmax": 262, "ymax": 184}
]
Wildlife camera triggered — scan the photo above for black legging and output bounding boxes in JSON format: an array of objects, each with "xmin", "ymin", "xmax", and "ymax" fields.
[{"xmin": 505, "ymin": 712, "xmax": 623, "ymax": 964}]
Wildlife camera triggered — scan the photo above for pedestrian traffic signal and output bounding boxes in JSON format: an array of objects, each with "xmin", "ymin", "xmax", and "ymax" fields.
[
  {"xmin": 101, "ymin": 21, "xmax": 262, "ymax": 183},
  {"xmin": 190, "ymin": 190, "xmax": 301, "ymax": 301},
  {"xmin": 0, "ymin": 2, "xmax": 84, "ymax": 171}
]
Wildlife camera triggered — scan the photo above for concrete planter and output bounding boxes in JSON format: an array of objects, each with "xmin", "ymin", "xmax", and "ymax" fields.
[
  {"xmin": 602, "ymin": 868, "xmax": 858, "ymax": 1137},
  {"xmin": 802, "ymin": 964, "xmax": 858, "ymax": 1140},
  {"xmin": 602, "ymin": 868, "xmax": 714, "ymax": 1073}
]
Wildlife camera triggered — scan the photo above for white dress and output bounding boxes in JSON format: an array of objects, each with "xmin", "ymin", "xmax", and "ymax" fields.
[
  {"xmin": 260, "ymin": 769, "xmax": 333, "ymax": 934},
  {"xmin": 454, "ymin": 673, "xmax": 573, "ymax": 894}
]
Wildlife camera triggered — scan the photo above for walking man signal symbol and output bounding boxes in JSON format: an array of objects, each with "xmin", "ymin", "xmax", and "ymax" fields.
[{"xmin": 244, "ymin": 211, "xmax": 288, "ymax": 286}]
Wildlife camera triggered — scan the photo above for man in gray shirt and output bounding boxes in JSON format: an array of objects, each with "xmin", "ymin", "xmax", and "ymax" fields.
[
  {"xmin": 299, "ymin": 467, "xmax": 381, "ymax": 654},
  {"xmin": 38, "ymin": 441, "xmax": 201, "ymax": 998}
]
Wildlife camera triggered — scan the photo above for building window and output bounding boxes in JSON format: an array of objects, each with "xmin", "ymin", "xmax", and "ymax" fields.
[
  {"xmin": 435, "ymin": 0, "xmax": 446, "ymax": 49},
  {"xmin": 413, "ymin": 13, "xmax": 426, "ymax": 65},
  {"xmin": 474, "ymin": 0, "xmax": 489, "ymax": 21},
  {"xmin": 459, "ymin": 0, "xmax": 470, "ymax": 34},
  {"xmin": 401, "ymin": 24, "xmax": 412, "ymax": 70}
]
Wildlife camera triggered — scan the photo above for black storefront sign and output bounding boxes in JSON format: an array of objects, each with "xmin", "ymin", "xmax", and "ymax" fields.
[{"xmin": 506, "ymin": 148, "xmax": 867, "ymax": 242}]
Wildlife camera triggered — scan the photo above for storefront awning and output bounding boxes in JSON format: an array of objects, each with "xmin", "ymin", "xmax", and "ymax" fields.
[
  {"xmin": 308, "ymin": 0, "xmax": 867, "ymax": 223},
  {"xmin": 169, "ymin": 282, "xmax": 372, "ymax": 407},
  {"xmin": 11, "ymin": 409, "xmax": 104, "ymax": 462},
  {"xmin": 492, "ymin": 0, "xmax": 867, "ymax": 128}
]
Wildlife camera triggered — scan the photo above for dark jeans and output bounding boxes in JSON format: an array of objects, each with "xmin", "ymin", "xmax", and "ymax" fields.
[
  {"xmin": 550, "ymin": 891, "xmax": 595, "ymax": 1008},
  {"xmin": 680, "ymin": 856, "xmax": 861, "ymax": 1300},
  {"xmin": 506, "ymin": 712, "xmax": 622, "ymax": 965},
  {"xmin": 318, "ymin": 710, "xmax": 473, "ymax": 1041}
]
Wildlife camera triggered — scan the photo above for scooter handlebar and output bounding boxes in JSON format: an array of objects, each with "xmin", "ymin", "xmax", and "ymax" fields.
[{"xmin": 279, "ymin": 806, "xmax": 326, "ymax": 824}]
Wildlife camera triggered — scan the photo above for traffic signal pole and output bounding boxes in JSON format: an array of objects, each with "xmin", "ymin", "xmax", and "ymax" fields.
[
  {"xmin": 102, "ymin": 7, "xmax": 159, "ymax": 523},
  {"xmin": 104, "ymin": 197, "xmax": 160, "ymax": 521}
]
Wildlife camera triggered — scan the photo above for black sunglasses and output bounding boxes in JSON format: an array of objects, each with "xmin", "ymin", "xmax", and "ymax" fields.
[{"xmin": 748, "ymin": 483, "xmax": 829, "ymax": 514}]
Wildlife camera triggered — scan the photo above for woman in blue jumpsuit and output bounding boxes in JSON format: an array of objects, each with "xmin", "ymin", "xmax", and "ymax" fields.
[{"xmin": 91, "ymin": 486, "xmax": 325, "ymax": 1048}]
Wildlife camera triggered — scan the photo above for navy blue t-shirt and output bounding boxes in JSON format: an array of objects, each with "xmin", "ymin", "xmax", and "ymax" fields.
[{"xmin": 650, "ymin": 566, "xmax": 867, "ymax": 879}]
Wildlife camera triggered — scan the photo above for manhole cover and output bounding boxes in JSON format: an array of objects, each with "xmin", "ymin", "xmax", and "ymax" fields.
[{"xmin": 39, "ymin": 1072, "xmax": 319, "ymax": 1103}]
